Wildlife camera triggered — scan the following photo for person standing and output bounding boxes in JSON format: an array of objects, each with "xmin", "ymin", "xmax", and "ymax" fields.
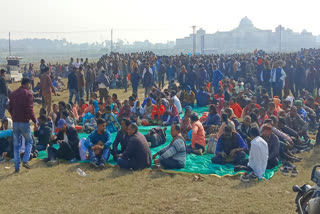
[
  {"xmin": 270, "ymin": 61, "xmax": 286, "ymax": 100},
  {"xmin": 212, "ymin": 64, "xmax": 224, "ymax": 95},
  {"xmin": 40, "ymin": 67, "xmax": 56, "ymax": 115},
  {"xmin": 85, "ymin": 66, "xmax": 96, "ymax": 101},
  {"xmin": 28, "ymin": 63, "xmax": 34, "ymax": 90},
  {"xmin": 67, "ymin": 67, "xmax": 78, "ymax": 104},
  {"xmin": 142, "ymin": 63, "xmax": 154, "ymax": 98},
  {"xmin": 0, "ymin": 69, "xmax": 8, "ymax": 119},
  {"xmin": 158, "ymin": 61, "xmax": 166, "ymax": 89},
  {"xmin": 131, "ymin": 67, "xmax": 140, "ymax": 96},
  {"xmin": 9, "ymin": 78, "xmax": 38, "ymax": 172},
  {"xmin": 77, "ymin": 66, "xmax": 85, "ymax": 103},
  {"xmin": 122, "ymin": 60, "xmax": 129, "ymax": 93},
  {"xmin": 96, "ymin": 70, "xmax": 110, "ymax": 103}
]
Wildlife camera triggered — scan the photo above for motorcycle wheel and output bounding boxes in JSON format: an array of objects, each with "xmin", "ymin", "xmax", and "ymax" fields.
[{"xmin": 299, "ymin": 189, "xmax": 315, "ymax": 214}]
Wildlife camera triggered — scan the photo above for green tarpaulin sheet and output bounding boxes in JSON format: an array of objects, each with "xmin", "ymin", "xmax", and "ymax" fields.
[{"xmin": 37, "ymin": 125, "xmax": 280, "ymax": 180}]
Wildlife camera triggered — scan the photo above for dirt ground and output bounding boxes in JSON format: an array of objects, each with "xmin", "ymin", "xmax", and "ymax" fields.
[{"xmin": 1, "ymin": 79, "xmax": 319, "ymax": 214}]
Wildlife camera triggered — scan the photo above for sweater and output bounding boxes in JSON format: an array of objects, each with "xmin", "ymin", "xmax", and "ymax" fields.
[
  {"xmin": 121, "ymin": 132, "xmax": 151, "ymax": 170},
  {"xmin": 159, "ymin": 137, "xmax": 186, "ymax": 166}
]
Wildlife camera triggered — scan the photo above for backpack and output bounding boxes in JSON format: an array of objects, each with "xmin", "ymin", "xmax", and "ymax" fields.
[{"xmin": 144, "ymin": 127, "xmax": 167, "ymax": 148}]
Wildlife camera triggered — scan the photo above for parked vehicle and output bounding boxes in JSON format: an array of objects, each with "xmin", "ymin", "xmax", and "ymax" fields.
[
  {"xmin": 5, "ymin": 56, "xmax": 23, "ymax": 83},
  {"xmin": 293, "ymin": 165, "xmax": 320, "ymax": 213}
]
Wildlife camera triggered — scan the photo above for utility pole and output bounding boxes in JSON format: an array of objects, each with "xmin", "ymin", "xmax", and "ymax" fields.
[
  {"xmin": 192, "ymin": 25, "xmax": 197, "ymax": 55},
  {"xmin": 279, "ymin": 25, "xmax": 282, "ymax": 53},
  {"xmin": 111, "ymin": 29, "xmax": 113, "ymax": 53},
  {"xmin": 9, "ymin": 32, "xmax": 11, "ymax": 56}
]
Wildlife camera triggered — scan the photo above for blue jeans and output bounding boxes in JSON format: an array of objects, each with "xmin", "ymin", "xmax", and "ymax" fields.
[
  {"xmin": 117, "ymin": 157, "xmax": 131, "ymax": 169},
  {"xmin": 160, "ymin": 158, "xmax": 184, "ymax": 169},
  {"xmin": 88, "ymin": 148, "xmax": 110, "ymax": 165},
  {"xmin": 13, "ymin": 122, "xmax": 33, "ymax": 170},
  {"xmin": 68, "ymin": 89, "xmax": 78, "ymax": 104},
  {"xmin": 0, "ymin": 94, "xmax": 7, "ymax": 119}
]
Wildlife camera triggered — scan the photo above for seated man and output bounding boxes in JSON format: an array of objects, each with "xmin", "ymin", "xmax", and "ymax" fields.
[
  {"xmin": 234, "ymin": 127, "xmax": 269, "ymax": 182},
  {"xmin": 46, "ymin": 119, "xmax": 80, "ymax": 166},
  {"xmin": 261, "ymin": 124, "xmax": 280, "ymax": 169},
  {"xmin": 111, "ymin": 118, "xmax": 130, "ymax": 159},
  {"xmin": 153, "ymin": 123, "xmax": 186, "ymax": 169},
  {"xmin": 143, "ymin": 98, "xmax": 154, "ymax": 119},
  {"xmin": 85, "ymin": 118, "xmax": 112, "ymax": 168},
  {"xmin": 196, "ymin": 87, "xmax": 210, "ymax": 107},
  {"xmin": 34, "ymin": 115, "xmax": 52, "ymax": 151},
  {"xmin": 171, "ymin": 91, "xmax": 182, "ymax": 114},
  {"xmin": 212, "ymin": 125, "xmax": 248, "ymax": 165},
  {"xmin": 202, "ymin": 104, "xmax": 221, "ymax": 134},
  {"xmin": 285, "ymin": 106, "xmax": 309, "ymax": 143},
  {"xmin": 237, "ymin": 115, "xmax": 252, "ymax": 148},
  {"xmin": 229, "ymin": 97, "xmax": 243, "ymax": 118},
  {"xmin": 116, "ymin": 123, "xmax": 151, "ymax": 170},
  {"xmin": 187, "ymin": 113, "xmax": 206, "ymax": 155},
  {"xmin": 104, "ymin": 105, "xmax": 121, "ymax": 133},
  {"xmin": 182, "ymin": 86, "xmax": 195, "ymax": 108}
]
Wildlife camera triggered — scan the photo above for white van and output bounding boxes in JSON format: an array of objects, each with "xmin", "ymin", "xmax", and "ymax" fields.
[{"xmin": 5, "ymin": 56, "xmax": 23, "ymax": 83}]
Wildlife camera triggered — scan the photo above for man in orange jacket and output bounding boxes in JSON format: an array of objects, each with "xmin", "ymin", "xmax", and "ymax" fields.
[{"xmin": 151, "ymin": 98, "xmax": 165, "ymax": 120}]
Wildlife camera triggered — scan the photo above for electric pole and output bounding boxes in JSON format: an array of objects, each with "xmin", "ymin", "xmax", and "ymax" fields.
[
  {"xmin": 279, "ymin": 25, "xmax": 282, "ymax": 53},
  {"xmin": 9, "ymin": 32, "xmax": 11, "ymax": 56},
  {"xmin": 111, "ymin": 29, "xmax": 113, "ymax": 53},
  {"xmin": 192, "ymin": 26, "xmax": 197, "ymax": 55}
]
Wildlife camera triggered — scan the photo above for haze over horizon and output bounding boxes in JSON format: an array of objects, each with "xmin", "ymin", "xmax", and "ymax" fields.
[{"xmin": 1, "ymin": 0, "xmax": 320, "ymax": 44}]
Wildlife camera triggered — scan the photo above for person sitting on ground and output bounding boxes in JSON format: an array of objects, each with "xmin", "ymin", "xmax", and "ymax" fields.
[
  {"xmin": 261, "ymin": 124, "xmax": 280, "ymax": 169},
  {"xmin": 141, "ymin": 93, "xmax": 156, "ymax": 107},
  {"xmin": 285, "ymin": 106, "xmax": 309, "ymax": 143},
  {"xmin": 162, "ymin": 98, "xmax": 180, "ymax": 126},
  {"xmin": 45, "ymin": 119, "xmax": 80, "ymax": 166},
  {"xmin": 116, "ymin": 123, "xmax": 151, "ymax": 170},
  {"xmin": 153, "ymin": 123, "xmax": 186, "ymax": 169},
  {"xmin": 54, "ymin": 101, "xmax": 67, "ymax": 127},
  {"xmin": 151, "ymin": 98, "xmax": 165, "ymax": 122},
  {"xmin": 143, "ymin": 98, "xmax": 154, "ymax": 119},
  {"xmin": 60, "ymin": 110, "xmax": 75, "ymax": 128},
  {"xmin": 111, "ymin": 118, "xmax": 130, "ymax": 160},
  {"xmin": 202, "ymin": 104, "xmax": 221, "ymax": 134},
  {"xmin": 84, "ymin": 118, "xmax": 112, "ymax": 168},
  {"xmin": 212, "ymin": 125, "xmax": 248, "ymax": 165},
  {"xmin": 237, "ymin": 115, "xmax": 253, "ymax": 148},
  {"xmin": 187, "ymin": 113, "xmax": 206, "ymax": 155},
  {"xmin": 171, "ymin": 90, "xmax": 182, "ymax": 114},
  {"xmin": 258, "ymin": 107, "xmax": 268, "ymax": 127},
  {"xmin": 234, "ymin": 127, "xmax": 269, "ymax": 181},
  {"xmin": 267, "ymin": 102, "xmax": 278, "ymax": 117},
  {"xmin": 229, "ymin": 97, "xmax": 242, "ymax": 118},
  {"xmin": 181, "ymin": 106, "xmax": 192, "ymax": 140},
  {"xmin": 104, "ymin": 105, "xmax": 121, "ymax": 133},
  {"xmin": 217, "ymin": 113, "xmax": 235, "ymax": 138},
  {"xmin": 118, "ymin": 99, "xmax": 131, "ymax": 121},
  {"xmin": 196, "ymin": 86, "xmax": 210, "ymax": 107},
  {"xmin": 182, "ymin": 86, "xmax": 195, "ymax": 108},
  {"xmin": 131, "ymin": 100, "xmax": 144, "ymax": 121},
  {"xmin": 49, "ymin": 104, "xmax": 58, "ymax": 129},
  {"xmin": 224, "ymin": 108, "xmax": 240, "ymax": 129},
  {"xmin": 34, "ymin": 115, "xmax": 52, "ymax": 151},
  {"xmin": 0, "ymin": 118, "xmax": 13, "ymax": 161}
]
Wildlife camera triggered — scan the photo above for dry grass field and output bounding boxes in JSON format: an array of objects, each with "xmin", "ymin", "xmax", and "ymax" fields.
[{"xmin": 0, "ymin": 78, "xmax": 319, "ymax": 214}]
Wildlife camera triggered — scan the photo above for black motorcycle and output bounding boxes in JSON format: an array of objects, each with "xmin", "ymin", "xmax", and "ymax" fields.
[{"xmin": 293, "ymin": 165, "xmax": 320, "ymax": 214}]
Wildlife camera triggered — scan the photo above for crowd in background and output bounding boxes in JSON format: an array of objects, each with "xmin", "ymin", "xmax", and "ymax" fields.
[{"xmin": 0, "ymin": 48, "xmax": 320, "ymax": 181}]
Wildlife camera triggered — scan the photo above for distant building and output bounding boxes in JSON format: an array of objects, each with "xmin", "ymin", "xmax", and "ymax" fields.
[{"xmin": 175, "ymin": 17, "xmax": 319, "ymax": 53}]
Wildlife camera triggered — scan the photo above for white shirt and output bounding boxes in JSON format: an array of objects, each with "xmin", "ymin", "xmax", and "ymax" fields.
[
  {"xmin": 172, "ymin": 95, "xmax": 182, "ymax": 114},
  {"xmin": 248, "ymin": 136, "xmax": 269, "ymax": 179},
  {"xmin": 74, "ymin": 62, "xmax": 80, "ymax": 69}
]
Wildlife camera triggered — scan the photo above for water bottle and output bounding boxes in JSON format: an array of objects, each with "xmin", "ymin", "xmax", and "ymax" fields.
[{"xmin": 76, "ymin": 168, "xmax": 88, "ymax": 177}]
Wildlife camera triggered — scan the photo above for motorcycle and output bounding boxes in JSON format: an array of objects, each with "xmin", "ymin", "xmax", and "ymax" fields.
[{"xmin": 293, "ymin": 165, "xmax": 320, "ymax": 214}]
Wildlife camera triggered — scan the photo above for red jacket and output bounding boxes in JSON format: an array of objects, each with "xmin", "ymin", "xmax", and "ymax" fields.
[
  {"xmin": 9, "ymin": 86, "xmax": 36, "ymax": 123},
  {"xmin": 230, "ymin": 103, "xmax": 243, "ymax": 118},
  {"xmin": 151, "ymin": 104, "xmax": 165, "ymax": 120}
]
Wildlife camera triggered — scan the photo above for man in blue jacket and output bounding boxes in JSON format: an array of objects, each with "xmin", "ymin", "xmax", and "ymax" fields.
[
  {"xmin": 85, "ymin": 118, "xmax": 112, "ymax": 168},
  {"xmin": 212, "ymin": 64, "xmax": 224, "ymax": 95}
]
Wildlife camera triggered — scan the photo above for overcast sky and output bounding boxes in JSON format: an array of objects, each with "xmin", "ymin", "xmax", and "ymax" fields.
[{"xmin": 1, "ymin": 0, "xmax": 320, "ymax": 43}]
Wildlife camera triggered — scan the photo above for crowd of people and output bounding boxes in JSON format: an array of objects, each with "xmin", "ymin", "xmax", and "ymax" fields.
[{"xmin": 1, "ymin": 48, "xmax": 320, "ymax": 182}]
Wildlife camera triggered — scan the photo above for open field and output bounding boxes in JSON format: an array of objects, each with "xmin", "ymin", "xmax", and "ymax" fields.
[{"xmin": 1, "ymin": 79, "xmax": 319, "ymax": 214}]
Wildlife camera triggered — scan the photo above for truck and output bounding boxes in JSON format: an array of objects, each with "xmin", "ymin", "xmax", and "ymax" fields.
[{"xmin": 5, "ymin": 56, "xmax": 23, "ymax": 83}]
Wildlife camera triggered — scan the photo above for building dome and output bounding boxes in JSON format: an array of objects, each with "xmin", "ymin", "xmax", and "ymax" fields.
[{"xmin": 239, "ymin": 16, "xmax": 254, "ymax": 28}]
